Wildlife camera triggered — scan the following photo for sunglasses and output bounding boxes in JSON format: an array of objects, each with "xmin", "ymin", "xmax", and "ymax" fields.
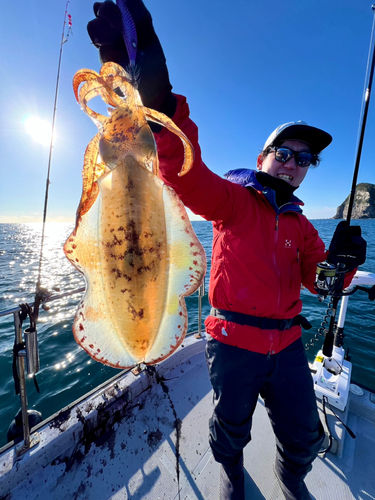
[{"xmin": 269, "ymin": 147, "xmax": 317, "ymax": 168}]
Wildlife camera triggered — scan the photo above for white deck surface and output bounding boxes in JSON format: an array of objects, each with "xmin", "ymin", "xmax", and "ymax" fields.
[{"xmin": 1, "ymin": 335, "xmax": 374, "ymax": 500}]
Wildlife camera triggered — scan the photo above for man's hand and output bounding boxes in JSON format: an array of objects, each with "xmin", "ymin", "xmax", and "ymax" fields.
[
  {"xmin": 87, "ymin": 0, "xmax": 176, "ymax": 117},
  {"xmin": 328, "ymin": 221, "xmax": 367, "ymax": 271}
]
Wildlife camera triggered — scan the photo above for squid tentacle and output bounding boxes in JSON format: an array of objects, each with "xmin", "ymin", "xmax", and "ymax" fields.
[
  {"xmin": 100, "ymin": 62, "xmax": 141, "ymax": 107},
  {"xmin": 143, "ymin": 107, "xmax": 195, "ymax": 176},
  {"xmin": 75, "ymin": 133, "xmax": 107, "ymax": 224},
  {"xmin": 73, "ymin": 69, "xmax": 118, "ymax": 106}
]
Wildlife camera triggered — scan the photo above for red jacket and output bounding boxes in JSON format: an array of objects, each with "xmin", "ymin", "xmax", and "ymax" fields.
[{"xmin": 155, "ymin": 94, "xmax": 351, "ymax": 355}]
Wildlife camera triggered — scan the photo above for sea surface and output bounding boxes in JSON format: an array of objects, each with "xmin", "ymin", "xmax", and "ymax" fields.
[{"xmin": 0, "ymin": 220, "xmax": 374, "ymax": 449}]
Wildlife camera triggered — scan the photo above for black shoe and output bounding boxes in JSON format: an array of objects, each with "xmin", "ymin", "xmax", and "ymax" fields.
[
  {"xmin": 275, "ymin": 479, "xmax": 311, "ymax": 500},
  {"xmin": 220, "ymin": 459, "xmax": 245, "ymax": 500},
  {"xmin": 273, "ymin": 463, "xmax": 312, "ymax": 500}
]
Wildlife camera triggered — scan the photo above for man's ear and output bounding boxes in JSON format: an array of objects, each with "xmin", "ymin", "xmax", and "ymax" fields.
[{"xmin": 257, "ymin": 154, "xmax": 263, "ymax": 171}]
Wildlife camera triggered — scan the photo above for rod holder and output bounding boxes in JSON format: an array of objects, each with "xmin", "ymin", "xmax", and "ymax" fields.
[
  {"xmin": 195, "ymin": 281, "xmax": 206, "ymax": 339},
  {"xmin": 24, "ymin": 327, "xmax": 40, "ymax": 375}
]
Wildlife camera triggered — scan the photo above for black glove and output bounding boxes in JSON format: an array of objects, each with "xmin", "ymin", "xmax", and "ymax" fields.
[
  {"xmin": 328, "ymin": 221, "xmax": 367, "ymax": 271},
  {"xmin": 87, "ymin": 0, "xmax": 176, "ymax": 119}
]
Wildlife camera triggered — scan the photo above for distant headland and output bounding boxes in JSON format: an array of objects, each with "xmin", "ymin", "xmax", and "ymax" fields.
[{"xmin": 334, "ymin": 183, "xmax": 375, "ymax": 219}]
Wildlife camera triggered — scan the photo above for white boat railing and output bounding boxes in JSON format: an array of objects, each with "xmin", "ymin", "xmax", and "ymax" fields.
[{"xmin": 0, "ymin": 282, "xmax": 206, "ymax": 454}]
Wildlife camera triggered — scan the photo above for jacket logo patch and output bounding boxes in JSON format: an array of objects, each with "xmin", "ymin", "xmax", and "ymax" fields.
[{"xmin": 285, "ymin": 239, "xmax": 292, "ymax": 248}]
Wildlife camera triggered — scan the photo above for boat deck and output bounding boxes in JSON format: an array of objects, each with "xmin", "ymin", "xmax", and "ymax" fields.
[{"xmin": 1, "ymin": 335, "xmax": 374, "ymax": 500}]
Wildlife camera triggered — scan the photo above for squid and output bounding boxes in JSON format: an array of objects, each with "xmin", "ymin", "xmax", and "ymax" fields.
[{"xmin": 64, "ymin": 62, "xmax": 206, "ymax": 369}]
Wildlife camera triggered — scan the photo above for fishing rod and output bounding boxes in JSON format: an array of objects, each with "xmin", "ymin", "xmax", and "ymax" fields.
[
  {"xmin": 10, "ymin": 4, "xmax": 73, "ymax": 451},
  {"xmin": 346, "ymin": 5, "xmax": 375, "ymax": 226},
  {"xmin": 34, "ymin": 2, "xmax": 72, "ymax": 317},
  {"xmin": 317, "ymin": 4, "xmax": 375, "ymax": 358}
]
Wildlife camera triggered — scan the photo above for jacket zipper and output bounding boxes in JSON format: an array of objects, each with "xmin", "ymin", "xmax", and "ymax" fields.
[{"xmin": 274, "ymin": 214, "xmax": 281, "ymax": 312}]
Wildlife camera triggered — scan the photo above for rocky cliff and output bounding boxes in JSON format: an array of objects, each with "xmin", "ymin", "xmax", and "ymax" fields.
[{"xmin": 334, "ymin": 183, "xmax": 375, "ymax": 219}]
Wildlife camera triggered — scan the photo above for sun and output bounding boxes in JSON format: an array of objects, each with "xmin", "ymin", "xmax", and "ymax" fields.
[{"xmin": 24, "ymin": 116, "xmax": 54, "ymax": 146}]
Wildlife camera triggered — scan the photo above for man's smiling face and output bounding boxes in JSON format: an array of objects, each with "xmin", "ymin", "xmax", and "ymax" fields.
[{"xmin": 257, "ymin": 140, "xmax": 311, "ymax": 187}]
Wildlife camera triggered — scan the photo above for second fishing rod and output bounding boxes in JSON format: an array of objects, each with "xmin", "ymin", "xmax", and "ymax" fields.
[{"xmin": 315, "ymin": 4, "xmax": 375, "ymax": 359}]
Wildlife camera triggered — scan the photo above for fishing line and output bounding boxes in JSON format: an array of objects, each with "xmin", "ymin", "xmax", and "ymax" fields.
[{"xmin": 35, "ymin": 1, "xmax": 73, "ymax": 297}]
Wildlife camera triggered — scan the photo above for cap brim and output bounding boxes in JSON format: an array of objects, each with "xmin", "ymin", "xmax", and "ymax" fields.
[{"xmin": 273, "ymin": 124, "xmax": 332, "ymax": 153}]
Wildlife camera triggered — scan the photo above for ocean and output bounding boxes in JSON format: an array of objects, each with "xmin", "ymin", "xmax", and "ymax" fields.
[{"xmin": 0, "ymin": 220, "xmax": 374, "ymax": 449}]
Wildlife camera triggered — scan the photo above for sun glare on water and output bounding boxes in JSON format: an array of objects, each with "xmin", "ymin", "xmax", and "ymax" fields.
[{"xmin": 24, "ymin": 116, "xmax": 54, "ymax": 146}]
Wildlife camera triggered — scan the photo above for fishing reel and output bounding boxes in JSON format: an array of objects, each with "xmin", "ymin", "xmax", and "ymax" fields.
[{"xmin": 314, "ymin": 261, "xmax": 341, "ymax": 302}]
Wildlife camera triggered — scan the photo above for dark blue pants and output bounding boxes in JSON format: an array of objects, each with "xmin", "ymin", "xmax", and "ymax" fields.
[{"xmin": 205, "ymin": 338, "xmax": 324, "ymax": 488}]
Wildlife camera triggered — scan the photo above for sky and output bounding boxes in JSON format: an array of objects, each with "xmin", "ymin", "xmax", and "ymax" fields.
[{"xmin": 1, "ymin": 0, "xmax": 375, "ymax": 223}]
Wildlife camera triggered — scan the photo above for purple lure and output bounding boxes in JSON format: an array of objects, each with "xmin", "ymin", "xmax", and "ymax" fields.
[{"xmin": 116, "ymin": 0, "xmax": 138, "ymax": 67}]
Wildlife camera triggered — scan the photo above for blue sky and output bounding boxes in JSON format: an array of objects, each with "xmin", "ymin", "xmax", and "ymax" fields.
[{"xmin": 1, "ymin": 0, "xmax": 374, "ymax": 223}]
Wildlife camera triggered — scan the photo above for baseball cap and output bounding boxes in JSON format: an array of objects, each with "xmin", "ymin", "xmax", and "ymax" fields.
[{"xmin": 263, "ymin": 121, "xmax": 332, "ymax": 153}]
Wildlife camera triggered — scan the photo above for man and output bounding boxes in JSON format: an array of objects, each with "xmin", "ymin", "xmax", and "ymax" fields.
[{"xmin": 87, "ymin": 2, "xmax": 366, "ymax": 499}]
